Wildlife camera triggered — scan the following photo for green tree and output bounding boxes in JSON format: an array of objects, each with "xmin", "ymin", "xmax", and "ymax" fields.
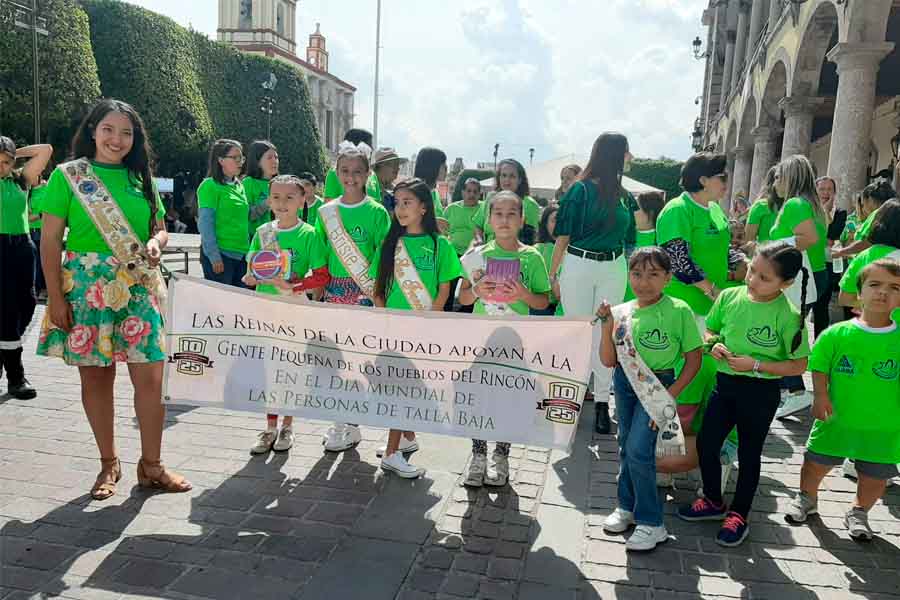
[{"xmin": 629, "ymin": 158, "xmax": 683, "ymax": 200}]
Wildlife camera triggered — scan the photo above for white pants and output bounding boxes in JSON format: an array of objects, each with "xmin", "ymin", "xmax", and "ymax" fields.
[{"xmin": 560, "ymin": 252, "xmax": 627, "ymax": 399}]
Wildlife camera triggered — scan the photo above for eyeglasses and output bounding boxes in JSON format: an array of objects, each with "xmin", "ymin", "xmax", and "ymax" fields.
[{"xmin": 223, "ymin": 155, "xmax": 245, "ymax": 165}]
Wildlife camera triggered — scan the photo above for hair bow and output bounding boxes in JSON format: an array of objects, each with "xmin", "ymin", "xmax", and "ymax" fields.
[{"xmin": 337, "ymin": 141, "xmax": 372, "ymax": 158}]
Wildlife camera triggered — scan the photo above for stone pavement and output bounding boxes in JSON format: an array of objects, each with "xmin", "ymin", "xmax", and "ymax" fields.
[{"xmin": 2, "ymin": 303, "xmax": 900, "ymax": 599}]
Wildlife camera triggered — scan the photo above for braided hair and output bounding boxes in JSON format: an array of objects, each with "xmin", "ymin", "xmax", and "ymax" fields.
[{"xmin": 757, "ymin": 241, "xmax": 808, "ymax": 352}]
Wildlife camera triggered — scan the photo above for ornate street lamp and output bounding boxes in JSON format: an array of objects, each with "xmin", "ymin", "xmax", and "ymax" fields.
[
  {"xmin": 260, "ymin": 72, "xmax": 278, "ymax": 140},
  {"xmin": 691, "ymin": 119, "xmax": 704, "ymax": 152},
  {"xmin": 692, "ymin": 36, "xmax": 710, "ymax": 60}
]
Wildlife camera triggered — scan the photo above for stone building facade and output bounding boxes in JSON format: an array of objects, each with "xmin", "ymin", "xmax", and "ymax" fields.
[
  {"xmin": 217, "ymin": 0, "xmax": 356, "ymax": 154},
  {"xmin": 695, "ymin": 0, "xmax": 900, "ymax": 210}
]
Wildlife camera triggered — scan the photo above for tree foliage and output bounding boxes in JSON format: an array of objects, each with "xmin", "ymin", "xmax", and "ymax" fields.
[
  {"xmin": 0, "ymin": 0, "xmax": 101, "ymax": 160},
  {"xmin": 629, "ymin": 158, "xmax": 684, "ymax": 200}
]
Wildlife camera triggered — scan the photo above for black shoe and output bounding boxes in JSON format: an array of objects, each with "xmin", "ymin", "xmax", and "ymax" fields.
[
  {"xmin": 8, "ymin": 379, "xmax": 36, "ymax": 400},
  {"xmin": 594, "ymin": 401, "xmax": 611, "ymax": 434}
]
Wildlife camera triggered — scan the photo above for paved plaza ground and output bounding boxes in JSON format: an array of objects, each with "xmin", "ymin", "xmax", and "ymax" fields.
[{"xmin": 2, "ymin": 274, "xmax": 900, "ymax": 599}]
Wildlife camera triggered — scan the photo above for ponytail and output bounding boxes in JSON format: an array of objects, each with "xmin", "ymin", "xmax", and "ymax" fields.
[{"xmin": 791, "ymin": 266, "xmax": 809, "ymax": 353}]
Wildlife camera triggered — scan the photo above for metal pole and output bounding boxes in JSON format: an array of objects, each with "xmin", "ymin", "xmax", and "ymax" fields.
[
  {"xmin": 373, "ymin": 0, "xmax": 382, "ymax": 148},
  {"xmin": 31, "ymin": 0, "xmax": 40, "ymax": 143}
]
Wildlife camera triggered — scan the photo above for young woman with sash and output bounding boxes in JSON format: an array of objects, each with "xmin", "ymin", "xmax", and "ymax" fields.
[
  {"xmin": 243, "ymin": 175, "xmax": 330, "ymax": 455},
  {"xmin": 473, "ymin": 159, "xmax": 541, "ymax": 245},
  {"xmin": 837, "ymin": 200, "xmax": 900, "ymax": 311},
  {"xmin": 458, "ymin": 191, "xmax": 551, "ymax": 487},
  {"xmin": 38, "ymin": 99, "xmax": 191, "ymax": 500},
  {"xmin": 323, "ymin": 128, "xmax": 373, "ymax": 202},
  {"xmin": 596, "ymin": 247, "xmax": 702, "ymax": 551},
  {"xmin": 242, "ymin": 140, "xmax": 279, "ymax": 235},
  {"xmin": 549, "ymin": 133, "xmax": 636, "ymax": 434},
  {"xmin": 315, "ymin": 142, "xmax": 391, "ymax": 452},
  {"xmin": 0, "ymin": 136, "xmax": 51, "ymax": 399},
  {"xmin": 371, "ymin": 178, "xmax": 462, "ymax": 478},
  {"xmin": 297, "ymin": 171, "xmax": 323, "ymax": 227},
  {"xmin": 412, "ymin": 147, "xmax": 450, "ymax": 234},
  {"xmin": 198, "ymin": 139, "xmax": 250, "ymax": 288},
  {"xmin": 678, "ymin": 242, "xmax": 810, "ymax": 547}
]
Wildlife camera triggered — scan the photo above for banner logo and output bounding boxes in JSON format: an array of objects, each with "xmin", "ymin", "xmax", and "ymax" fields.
[
  {"xmin": 537, "ymin": 382, "xmax": 581, "ymax": 425},
  {"xmin": 169, "ymin": 337, "xmax": 214, "ymax": 376}
]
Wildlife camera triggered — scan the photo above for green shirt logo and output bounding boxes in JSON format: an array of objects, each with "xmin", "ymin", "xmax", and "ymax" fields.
[
  {"xmin": 747, "ymin": 326, "xmax": 779, "ymax": 348},
  {"xmin": 872, "ymin": 359, "xmax": 899, "ymax": 381},
  {"xmin": 835, "ymin": 355, "xmax": 855, "ymax": 375},
  {"xmin": 638, "ymin": 329, "xmax": 670, "ymax": 351},
  {"xmin": 350, "ymin": 226, "xmax": 367, "ymax": 242}
]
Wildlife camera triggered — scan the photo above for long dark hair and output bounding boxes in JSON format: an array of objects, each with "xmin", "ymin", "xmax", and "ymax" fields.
[
  {"xmin": 636, "ymin": 191, "xmax": 666, "ymax": 228},
  {"xmin": 580, "ymin": 133, "xmax": 628, "ymax": 232},
  {"xmin": 538, "ymin": 203, "xmax": 559, "ymax": 243},
  {"xmin": 868, "ymin": 199, "xmax": 900, "ymax": 247},
  {"xmin": 495, "ymin": 159, "xmax": 530, "ymax": 198},
  {"xmin": 757, "ymin": 241, "xmax": 808, "ymax": 352},
  {"xmin": 244, "ymin": 140, "xmax": 277, "ymax": 179},
  {"xmin": 413, "ymin": 147, "xmax": 447, "ymax": 189},
  {"xmin": 206, "ymin": 138, "xmax": 242, "ymax": 185},
  {"xmin": 72, "ymin": 98, "xmax": 158, "ymax": 235},
  {"xmin": 374, "ymin": 178, "xmax": 440, "ymax": 302},
  {"xmin": 765, "ymin": 166, "xmax": 784, "ymax": 213}
]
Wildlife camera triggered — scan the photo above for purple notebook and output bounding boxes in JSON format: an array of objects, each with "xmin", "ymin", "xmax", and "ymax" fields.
[{"xmin": 485, "ymin": 258, "xmax": 520, "ymax": 302}]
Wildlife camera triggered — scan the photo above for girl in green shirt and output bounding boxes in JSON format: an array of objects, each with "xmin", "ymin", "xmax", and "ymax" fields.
[
  {"xmin": 624, "ymin": 191, "xmax": 665, "ymax": 301},
  {"xmin": 532, "ymin": 203, "xmax": 559, "ymax": 315},
  {"xmin": 372, "ymin": 178, "xmax": 462, "ymax": 479},
  {"xmin": 833, "ymin": 179, "xmax": 896, "ymax": 260},
  {"xmin": 242, "ymin": 140, "xmax": 279, "ymax": 235},
  {"xmin": 837, "ymin": 200, "xmax": 900, "ymax": 310},
  {"xmin": 679, "ymin": 241, "xmax": 810, "ymax": 547},
  {"xmin": 0, "ymin": 136, "xmax": 51, "ymax": 401},
  {"xmin": 786, "ymin": 259, "xmax": 900, "ymax": 540},
  {"xmin": 473, "ymin": 159, "xmax": 541, "ymax": 245},
  {"xmin": 296, "ymin": 171, "xmax": 324, "ymax": 228},
  {"xmin": 412, "ymin": 147, "xmax": 450, "ymax": 233}
]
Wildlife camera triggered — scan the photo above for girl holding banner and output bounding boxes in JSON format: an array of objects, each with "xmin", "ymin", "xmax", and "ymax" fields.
[
  {"xmin": 315, "ymin": 142, "xmax": 391, "ymax": 452},
  {"xmin": 458, "ymin": 191, "xmax": 552, "ymax": 487},
  {"xmin": 38, "ymin": 99, "xmax": 191, "ymax": 500},
  {"xmin": 596, "ymin": 247, "xmax": 703, "ymax": 552},
  {"xmin": 371, "ymin": 178, "xmax": 462, "ymax": 478}
]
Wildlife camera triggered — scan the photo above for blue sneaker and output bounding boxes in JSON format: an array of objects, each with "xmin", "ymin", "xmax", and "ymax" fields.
[
  {"xmin": 716, "ymin": 511, "xmax": 749, "ymax": 547},
  {"xmin": 677, "ymin": 497, "xmax": 727, "ymax": 522}
]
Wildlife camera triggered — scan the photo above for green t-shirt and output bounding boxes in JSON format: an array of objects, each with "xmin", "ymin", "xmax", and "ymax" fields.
[
  {"xmin": 299, "ymin": 197, "xmax": 323, "ymax": 228},
  {"xmin": 471, "ymin": 241, "xmax": 551, "ymax": 316},
  {"xmin": 554, "ymin": 182, "xmax": 633, "ymax": 252},
  {"xmin": 0, "ymin": 176, "xmax": 29, "ymax": 235},
  {"xmin": 43, "ymin": 163, "xmax": 165, "ymax": 253},
  {"xmin": 634, "ymin": 229, "xmax": 656, "ymax": 248},
  {"xmin": 28, "ymin": 184, "xmax": 47, "ymax": 231},
  {"xmin": 366, "ymin": 172, "xmax": 383, "ymax": 204},
  {"xmin": 769, "ymin": 196, "xmax": 827, "ymax": 272},
  {"xmin": 445, "ymin": 201, "xmax": 481, "ymax": 255},
  {"xmin": 624, "ymin": 295, "xmax": 703, "ymax": 371},
  {"xmin": 431, "ymin": 189, "xmax": 446, "ymax": 220},
  {"xmin": 840, "ymin": 212, "xmax": 859, "ymax": 246},
  {"xmin": 839, "ymin": 244, "xmax": 900, "ymax": 294},
  {"xmin": 242, "ymin": 176, "xmax": 272, "ymax": 235},
  {"xmin": 369, "ymin": 234, "xmax": 462, "ymax": 310},
  {"xmin": 247, "ymin": 221, "xmax": 327, "ymax": 296},
  {"xmin": 656, "ymin": 192, "xmax": 731, "ymax": 315},
  {"xmin": 314, "ymin": 197, "xmax": 391, "ymax": 279},
  {"xmin": 324, "ymin": 168, "xmax": 343, "ymax": 200},
  {"xmin": 746, "ymin": 199, "xmax": 776, "ymax": 243},
  {"xmin": 534, "ymin": 241, "xmax": 558, "ymax": 304},
  {"xmin": 198, "ymin": 177, "xmax": 250, "ymax": 254},
  {"xmin": 472, "ymin": 193, "xmax": 541, "ymax": 242},
  {"xmin": 807, "ymin": 320, "xmax": 900, "ymax": 463},
  {"xmin": 706, "ymin": 286, "xmax": 810, "ymax": 378},
  {"xmin": 855, "ymin": 206, "xmax": 880, "ymax": 242}
]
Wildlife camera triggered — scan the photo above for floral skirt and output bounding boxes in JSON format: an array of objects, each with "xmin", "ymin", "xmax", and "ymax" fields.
[
  {"xmin": 37, "ymin": 251, "xmax": 166, "ymax": 366},
  {"xmin": 323, "ymin": 276, "xmax": 373, "ymax": 306}
]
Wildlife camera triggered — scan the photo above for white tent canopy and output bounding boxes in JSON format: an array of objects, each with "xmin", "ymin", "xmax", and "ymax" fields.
[{"xmin": 480, "ymin": 154, "xmax": 664, "ymax": 200}]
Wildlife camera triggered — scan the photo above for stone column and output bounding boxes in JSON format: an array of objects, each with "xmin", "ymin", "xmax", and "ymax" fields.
[
  {"xmin": 703, "ymin": 6, "xmax": 721, "ymax": 124},
  {"xmin": 724, "ymin": 150, "xmax": 737, "ymax": 212},
  {"xmin": 719, "ymin": 30, "xmax": 737, "ymax": 111},
  {"xmin": 749, "ymin": 126, "xmax": 779, "ymax": 201},
  {"xmin": 768, "ymin": 0, "xmax": 781, "ymax": 32},
  {"xmin": 732, "ymin": 145, "xmax": 755, "ymax": 203},
  {"xmin": 747, "ymin": 0, "xmax": 765, "ymax": 53},
  {"xmin": 732, "ymin": 1, "xmax": 751, "ymax": 90},
  {"xmin": 779, "ymin": 96, "xmax": 823, "ymax": 159},
  {"xmin": 826, "ymin": 42, "xmax": 895, "ymax": 210}
]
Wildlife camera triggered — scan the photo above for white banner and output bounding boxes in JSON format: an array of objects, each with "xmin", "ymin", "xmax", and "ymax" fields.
[{"xmin": 163, "ymin": 276, "xmax": 594, "ymax": 450}]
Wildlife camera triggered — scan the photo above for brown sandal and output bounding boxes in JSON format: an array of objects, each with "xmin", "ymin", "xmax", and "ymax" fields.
[
  {"xmin": 90, "ymin": 457, "xmax": 122, "ymax": 501},
  {"xmin": 137, "ymin": 459, "xmax": 192, "ymax": 493}
]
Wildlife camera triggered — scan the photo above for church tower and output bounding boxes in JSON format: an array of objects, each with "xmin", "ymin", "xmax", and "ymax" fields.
[
  {"xmin": 217, "ymin": 0, "xmax": 298, "ymax": 56},
  {"xmin": 306, "ymin": 23, "xmax": 328, "ymax": 72}
]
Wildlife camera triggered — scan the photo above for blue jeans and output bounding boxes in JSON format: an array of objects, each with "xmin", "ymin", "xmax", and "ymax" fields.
[
  {"xmin": 613, "ymin": 366, "xmax": 674, "ymax": 527},
  {"xmin": 200, "ymin": 251, "xmax": 247, "ymax": 289}
]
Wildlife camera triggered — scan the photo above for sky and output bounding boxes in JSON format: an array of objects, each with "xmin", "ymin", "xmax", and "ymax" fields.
[{"xmin": 124, "ymin": 0, "xmax": 706, "ymax": 166}]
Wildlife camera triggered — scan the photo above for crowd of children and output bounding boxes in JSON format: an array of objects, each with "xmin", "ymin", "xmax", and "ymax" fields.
[{"xmin": 8, "ymin": 102, "xmax": 900, "ymax": 554}]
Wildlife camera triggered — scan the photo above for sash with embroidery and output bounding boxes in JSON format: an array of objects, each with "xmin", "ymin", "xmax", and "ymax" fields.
[
  {"xmin": 460, "ymin": 243, "xmax": 511, "ymax": 316},
  {"xmin": 319, "ymin": 202, "xmax": 376, "ymax": 299},
  {"xmin": 60, "ymin": 158, "xmax": 167, "ymax": 306},
  {"xmin": 612, "ymin": 301, "xmax": 686, "ymax": 457},
  {"xmin": 394, "ymin": 239, "xmax": 434, "ymax": 310}
]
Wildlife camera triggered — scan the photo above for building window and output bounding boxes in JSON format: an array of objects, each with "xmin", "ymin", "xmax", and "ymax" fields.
[
  {"xmin": 326, "ymin": 110, "xmax": 334, "ymax": 150},
  {"xmin": 277, "ymin": 3, "xmax": 284, "ymax": 36},
  {"xmin": 239, "ymin": 0, "xmax": 252, "ymax": 29}
]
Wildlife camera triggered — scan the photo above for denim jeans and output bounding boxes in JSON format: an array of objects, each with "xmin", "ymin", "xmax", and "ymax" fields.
[
  {"xmin": 613, "ymin": 366, "xmax": 674, "ymax": 527},
  {"xmin": 200, "ymin": 251, "xmax": 247, "ymax": 289}
]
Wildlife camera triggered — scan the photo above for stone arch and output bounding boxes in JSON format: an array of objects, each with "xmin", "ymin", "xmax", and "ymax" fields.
[
  {"xmin": 736, "ymin": 95, "xmax": 757, "ymax": 149},
  {"xmin": 791, "ymin": 0, "xmax": 840, "ymax": 97},
  {"xmin": 760, "ymin": 59, "xmax": 789, "ymax": 128},
  {"xmin": 725, "ymin": 120, "xmax": 738, "ymax": 151}
]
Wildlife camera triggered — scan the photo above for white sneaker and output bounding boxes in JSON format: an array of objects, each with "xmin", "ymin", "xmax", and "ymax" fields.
[
  {"xmin": 463, "ymin": 454, "xmax": 487, "ymax": 487},
  {"xmin": 375, "ymin": 436, "xmax": 419, "ymax": 458},
  {"xmin": 323, "ymin": 424, "xmax": 362, "ymax": 452},
  {"xmin": 273, "ymin": 427, "xmax": 294, "ymax": 452},
  {"xmin": 656, "ymin": 473, "xmax": 674, "ymax": 489},
  {"xmin": 381, "ymin": 452, "xmax": 424, "ymax": 479},
  {"xmin": 484, "ymin": 453, "xmax": 509, "ymax": 487},
  {"xmin": 776, "ymin": 390, "xmax": 813, "ymax": 419},
  {"xmin": 844, "ymin": 507, "xmax": 874, "ymax": 540},
  {"xmin": 602, "ymin": 508, "xmax": 635, "ymax": 534},
  {"xmin": 250, "ymin": 430, "xmax": 277, "ymax": 455},
  {"xmin": 626, "ymin": 524, "xmax": 668, "ymax": 551}
]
